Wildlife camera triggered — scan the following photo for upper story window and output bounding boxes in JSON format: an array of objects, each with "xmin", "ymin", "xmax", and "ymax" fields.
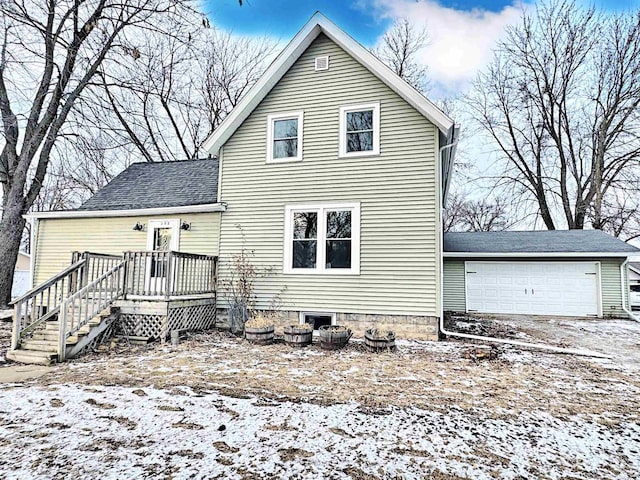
[
  {"xmin": 267, "ymin": 111, "xmax": 304, "ymax": 163},
  {"xmin": 339, "ymin": 102, "xmax": 380, "ymax": 157},
  {"xmin": 284, "ymin": 203, "xmax": 360, "ymax": 275}
]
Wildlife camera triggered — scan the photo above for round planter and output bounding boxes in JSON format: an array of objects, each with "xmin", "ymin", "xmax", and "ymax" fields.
[
  {"xmin": 245, "ymin": 325, "xmax": 275, "ymax": 345},
  {"xmin": 318, "ymin": 325, "xmax": 352, "ymax": 350},
  {"xmin": 283, "ymin": 325, "xmax": 313, "ymax": 347},
  {"xmin": 364, "ymin": 329, "xmax": 396, "ymax": 353}
]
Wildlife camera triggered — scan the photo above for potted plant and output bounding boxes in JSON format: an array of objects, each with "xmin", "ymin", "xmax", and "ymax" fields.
[
  {"xmin": 364, "ymin": 328, "xmax": 396, "ymax": 352},
  {"xmin": 283, "ymin": 323, "xmax": 313, "ymax": 347},
  {"xmin": 245, "ymin": 313, "xmax": 275, "ymax": 345},
  {"xmin": 318, "ymin": 325, "xmax": 352, "ymax": 350}
]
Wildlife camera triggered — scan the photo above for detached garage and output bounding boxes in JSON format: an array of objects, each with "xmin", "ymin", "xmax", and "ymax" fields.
[{"xmin": 443, "ymin": 230, "xmax": 639, "ymax": 318}]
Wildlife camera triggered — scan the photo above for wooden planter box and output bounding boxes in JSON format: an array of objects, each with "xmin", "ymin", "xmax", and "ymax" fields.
[
  {"xmin": 364, "ymin": 329, "xmax": 396, "ymax": 353},
  {"xmin": 283, "ymin": 325, "xmax": 313, "ymax": 347},
  {"xmin": 318, "ymin": 325, "xmax": 352, "ymax": 350},
  {"xmin": 245, "ymin": 325, "xmax": 275, "ymax": 345}
]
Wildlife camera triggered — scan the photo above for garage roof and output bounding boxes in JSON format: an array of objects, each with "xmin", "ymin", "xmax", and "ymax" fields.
[
  {"xmin": 78, "ymin": 159, "xmax": 219, "ymax": 211},
  {"xmin": 444, "ymin": 230, "xmax": 639, "ymax": 257}
]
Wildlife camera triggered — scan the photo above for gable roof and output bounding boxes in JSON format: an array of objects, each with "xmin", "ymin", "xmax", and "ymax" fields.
[
  {"xmin": 78, "ymin": 159, "xmax": 219, "ymax": 212},
  {"xmin": 444, "ymin": 230, "xmax": 639, "ymax": 257},
  {"xmin": 203, "ymin": 12, "xmax": 455, "ymax": 155}
]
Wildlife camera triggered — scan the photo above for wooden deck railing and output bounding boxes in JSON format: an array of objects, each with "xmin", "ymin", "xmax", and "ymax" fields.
[
  {"xmin": 11, "ymin": 250, "xmax": 217, "ymax": 353},
  {"xmin": 58, "ymin": 261, "xmax": 126, "ymax": 361},
  {"xmin": 123, "ymin": 251, "xmax": 218, "ymax": 298},
  {"xmin": 10, "ymin": 259, "xmax": 87, "ymax": 350}
]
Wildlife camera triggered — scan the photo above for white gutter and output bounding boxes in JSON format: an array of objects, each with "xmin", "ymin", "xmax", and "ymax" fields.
[
  {"xmin": 437, "ymin": 142, "xmax": 611, "ymax": 359},
  {"xmin": 620, "ymin": 259, "xmax": 640, "ymax": 322},
  {"xmin": 444, "ymin": 252, "xmax": 632, "ymax": 258},
  {"xmin": 25, "ymin": 202, "xmax": 227, "ymax": 219}
]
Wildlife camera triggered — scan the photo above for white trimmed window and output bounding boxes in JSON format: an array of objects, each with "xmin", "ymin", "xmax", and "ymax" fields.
[
  {"xmin": 339, "ymin": 103, "xmax": 380, "ymax": 157},
  {"xmin": 284, "ymin": 203, "xmax": 360, "ymax": 275},
  {"xmin": 267, "ymin": 111, "xmax": 304, "ymax": 163}
]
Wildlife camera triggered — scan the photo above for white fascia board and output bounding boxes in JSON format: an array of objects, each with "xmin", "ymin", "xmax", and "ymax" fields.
[
  {"xmin": 318, "ymin": 16, "xmax": 454, "ymax": 134},
  {"xmin": 25, "ymin": 203, "xmax": 227, "ymax": 220},
  {"xmin": 203, "ymin": 22, "xmax": 322, "ymax": 154},
  {"xmin": 443, "ymin": 252, "xmax": 634, "ymax": 258},
  {"xmin": 202, "ymin": 12, "xmax": 454, "ymax": 155}
]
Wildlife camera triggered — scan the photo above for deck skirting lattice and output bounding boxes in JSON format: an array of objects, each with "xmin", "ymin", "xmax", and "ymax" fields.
[
  {"xmin": 118, "ymin": 313, "xmax": 165, "ymax": 339},
  {"xmin": 116, "ymin": 297, "xmax": 217, "ymax": 340},
  {"xmin": 166, "ymin": 300, "xmax": 217, "ymax": 336}
]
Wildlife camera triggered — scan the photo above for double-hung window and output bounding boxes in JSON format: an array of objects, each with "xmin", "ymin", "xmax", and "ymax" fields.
[
  {"xmin": 267, "ymin": 111, "xmax": 304, "ymax": 163},
  {"xmin": 339, "ymin": 103, "xmax": 380, "ymax": 157},
  {"xmin": 284, "ymin": 203, "xmax": 360, "ymax": 274}
]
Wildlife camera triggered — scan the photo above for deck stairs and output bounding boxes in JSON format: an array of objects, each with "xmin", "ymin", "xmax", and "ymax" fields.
[
  {"xmin": 6, "ymin": 307, "xmax": 119, "ymax": 365},
  {"xmin": 8, "ymin": 253, "xmax": 126, "ymax": 365}
]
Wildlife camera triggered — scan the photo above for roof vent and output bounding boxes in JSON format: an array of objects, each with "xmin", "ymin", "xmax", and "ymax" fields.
[{"xmin": 315, "ymin": 55, "xmax": 329, "ymax": 71}]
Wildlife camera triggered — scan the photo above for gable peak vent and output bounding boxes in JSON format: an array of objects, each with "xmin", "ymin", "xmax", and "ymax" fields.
[{"xmin": 315, "ymin": 55, "xmax": 329, "ymax": 71}]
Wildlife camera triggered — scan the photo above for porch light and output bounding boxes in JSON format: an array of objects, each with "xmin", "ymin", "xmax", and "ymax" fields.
[
  {"xmin": 133, "ymin": 222, "xmax": 144, "ymax": 231},
  {"xmin": 180, "ymin": 221, "xmax": 191, "ymax": 231}
]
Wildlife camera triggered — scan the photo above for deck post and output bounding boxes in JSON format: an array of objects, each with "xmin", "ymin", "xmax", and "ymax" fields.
[
  {"xmin": 165, "ymin": 251, "xmax": 173, "ymax": 300},
  {"xmin": 58, "ymin": 301, "xmax": 67, "ymax": 362},
  {"xmin": 10, "ymin": 301, "xmax": 22, "ymax": 350},
  {"xmin": 122, "ymin": 252, "xmax": 130, "ymax": 300}
]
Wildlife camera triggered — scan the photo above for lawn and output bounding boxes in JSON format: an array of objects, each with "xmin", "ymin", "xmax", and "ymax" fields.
[{"xmin": 1, "ymin": 317, "xmax": 639, "ymax": 479}]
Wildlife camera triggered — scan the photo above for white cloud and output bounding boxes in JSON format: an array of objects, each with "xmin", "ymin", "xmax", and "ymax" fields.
[{"xmin": 366, "ymin": 0, "xmax": 525, "ymax": 97}]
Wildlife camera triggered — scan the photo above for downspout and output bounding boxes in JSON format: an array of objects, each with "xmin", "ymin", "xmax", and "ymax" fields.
[
  {"xmin": 437, "ymin": 137, "xmax": 610, "ymax": 359},
  {"xmin": 620, "ymin": 259, "xmax": 640, "ymax": 322}
]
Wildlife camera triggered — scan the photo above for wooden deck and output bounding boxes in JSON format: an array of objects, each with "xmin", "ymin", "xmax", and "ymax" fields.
[{"xmin": 9, "ymin": 250, "xmax": 218, "ymax": 364}]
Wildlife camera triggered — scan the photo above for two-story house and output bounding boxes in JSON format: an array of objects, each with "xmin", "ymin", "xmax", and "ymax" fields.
[{"xmin": 10, "ymin": 13, "xmax": 638, "ymax": 364}]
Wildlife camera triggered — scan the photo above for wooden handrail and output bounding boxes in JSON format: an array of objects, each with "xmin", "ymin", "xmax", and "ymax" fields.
[
  {"xmin": 10, "ymin": 259, "xmax": 86, "ymax": 306},
  {"xmin": 58, "ymin": 261, "xmax": 126, "ymax": 361}
]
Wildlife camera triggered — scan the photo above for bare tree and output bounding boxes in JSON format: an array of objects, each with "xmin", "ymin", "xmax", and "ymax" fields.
[
  {"xmin": 0, "ymin": 0, "xmax": 194, "ymax": 308},
  {"xmin": 467, "ymin": 0, "xmax": 640, "ymax": 236},
  {"xmin": 444, "ymin": 193, "xmax": 512, "ymax": 232},
  {"xmin": 88, "ymin": 20, "xmax": 276, "ymax": 164},
  {"xmin": 372, "ymin": 18, "xmax": 430, "ymax": 93}
]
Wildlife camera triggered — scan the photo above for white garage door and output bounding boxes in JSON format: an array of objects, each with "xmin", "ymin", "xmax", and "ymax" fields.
[{"xmin": 465, "ymin": 261, "xmax": 600, "ymax": 317}]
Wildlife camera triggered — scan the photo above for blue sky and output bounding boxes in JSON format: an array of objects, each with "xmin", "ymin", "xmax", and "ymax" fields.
[
  {"xmin": 205, "ymin": 0, "xmax": 387, "ymax": 45},
  {"xmin": 204, "ymin": 0, "xmax": 640, "ymax": 98},
  {"xmin": 205, "ymin": 0, "xmax": 639, "ymax": 47}
]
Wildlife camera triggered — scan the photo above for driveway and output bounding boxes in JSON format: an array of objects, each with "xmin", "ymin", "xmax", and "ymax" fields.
[{"xmin": 448, "ymin": 314, "xmax": 640, "ymax": 369}]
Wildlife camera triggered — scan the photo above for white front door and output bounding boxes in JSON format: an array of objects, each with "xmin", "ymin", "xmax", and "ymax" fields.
[
  {"xmin": 146, "ymin": 219, "xmax": 180, "ymax": 293},
  {"xmin": 465, "ymin": 261, "xmax": 600, "ymax": 317}
]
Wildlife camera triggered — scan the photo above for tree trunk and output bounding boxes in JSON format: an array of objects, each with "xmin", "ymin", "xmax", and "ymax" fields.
[{"xmin": 0, "ymin": 205, "xmax": 26, "ymax": 309}]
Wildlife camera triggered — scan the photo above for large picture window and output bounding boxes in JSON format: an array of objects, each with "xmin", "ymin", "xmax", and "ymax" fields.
[
  {"xmin": 339, "ymin": 103, "xmax": 380, "ymax": 157},
  {"xmin": 267, "ymin": 111, "xmax": 304, "ymax": 163},
  {"xmin": 284, "ymin": 203, "xmax": 360, "ymax": 274}
]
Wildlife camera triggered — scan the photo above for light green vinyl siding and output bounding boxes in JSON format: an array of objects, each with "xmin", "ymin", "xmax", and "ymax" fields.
[
  {"xmin": 600, "ymin": 258, "xmax": 626, "ymax": 316},
  {"xmin": 443, "ymin": 259, "xmax": 465, "ymax": 312},
  {"xmin": 219, "ymin": 33, "xmax": 440, "ymax": 316},
  {"xmin": 34, "ymin": 212, "xmax": 220, "ymax": 285},
  {"xmin": 442, "ymin": 257, "xmax": 628, "ymax": 317}
]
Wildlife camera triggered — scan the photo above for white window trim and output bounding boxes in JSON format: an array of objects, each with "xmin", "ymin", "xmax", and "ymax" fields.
[
  {"xmin": 266, "ymin": 111, "xmax": 304, "ymax": 163},
  {"xmin": 298, "ymin": 311, "xmax": 337, "ymax": 326},
  {"xmin": 146, "ymin": 219, "xmax": 180, "ymax": 251},
  {"xmin": 339, "ymin": 102, "xmax": 380, "ymax": 158},
  {"xmin": 283, "ymin": 202, "xmax": 361, "ymax": 275}
]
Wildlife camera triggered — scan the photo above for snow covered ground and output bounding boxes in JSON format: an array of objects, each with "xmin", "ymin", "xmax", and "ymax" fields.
[
  {"xmin": 1, "ymin": 383, "xmax": 638, "ymax": 480},
  {"xmin": 1, "ymin": 319, "xmax": 640, "ymax": 479}
]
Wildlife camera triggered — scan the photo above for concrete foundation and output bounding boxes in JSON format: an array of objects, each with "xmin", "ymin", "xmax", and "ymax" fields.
[{"xmin": 217, "ymin": 309, "xmax": 439, "ymax": 341}]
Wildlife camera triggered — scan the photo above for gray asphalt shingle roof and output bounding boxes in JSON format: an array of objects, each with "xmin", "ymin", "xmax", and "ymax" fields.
[
  {"xmin": 78, "ymin": 159, "xmax": 218, "ymax": 211},
  {"xmin": 444, "ymin": 230, "xmax": 639, "ymax": 254}
]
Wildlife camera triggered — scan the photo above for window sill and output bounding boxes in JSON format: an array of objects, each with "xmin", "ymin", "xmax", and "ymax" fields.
[
  {"xmin": 266, "ymin": 157, "xmax": 303, "ymax": 164},
  {"xmin": 338, "ymin": 151, "xmax": 380, "ymax": 159},
  {"xmin": 283, "ymin": 269, "xmax": 360, "ymax": 276}
]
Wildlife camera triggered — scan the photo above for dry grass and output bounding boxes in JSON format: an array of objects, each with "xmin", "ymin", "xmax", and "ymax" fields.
[
  {"xmin": 245, "ymin": 313, "xmax": 276, "ymax": 328},
  {"xmin": 27, "ymin": 327, "xmax": 640, "ymax": 421}
]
